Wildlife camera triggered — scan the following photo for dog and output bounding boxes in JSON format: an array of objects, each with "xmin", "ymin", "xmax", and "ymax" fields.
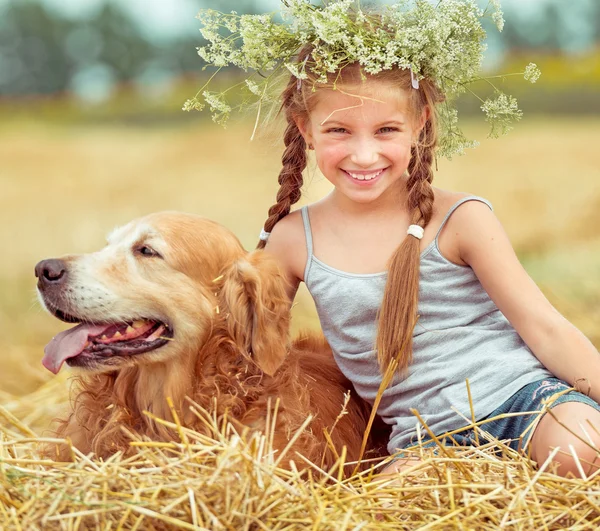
[{"xmin": 35, "ymin": 212, "xmax": 388, "ymax": 473}]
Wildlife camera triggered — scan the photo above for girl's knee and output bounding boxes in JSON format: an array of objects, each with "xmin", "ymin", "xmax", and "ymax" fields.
[
  {"xmin": 529, "ymin": 401, "xmax": 600, "ymax": 476},
  {"xmin": 544, "ymin": 442, "xmax": 600, "ymax": 478}
]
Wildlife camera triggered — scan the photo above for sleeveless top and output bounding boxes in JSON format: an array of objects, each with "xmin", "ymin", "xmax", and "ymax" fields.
[{"xmin": 301, "ymin": 196, "xmax": 553, "ymax": 453}]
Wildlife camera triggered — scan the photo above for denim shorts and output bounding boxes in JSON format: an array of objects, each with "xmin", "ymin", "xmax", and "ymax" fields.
[{"xmin": 394, "ymin": 377, "xmax": 600, "ymax": 459}]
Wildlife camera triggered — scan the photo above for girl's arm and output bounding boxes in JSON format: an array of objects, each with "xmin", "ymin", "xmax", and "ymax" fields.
[
  {"xmin": 451, "ymin": 201, "xmax": 600, "ymax": 403},
  {"xmin": 263, "ymin": 212, "xmax": 305, "ymax": 304}
]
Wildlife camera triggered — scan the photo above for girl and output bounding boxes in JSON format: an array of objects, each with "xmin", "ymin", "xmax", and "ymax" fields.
[
  {"xmin": 192, "ymin": 1, "xmax": 600, "ymax": 479},
  {"xmin": 257, "ymin": 49, "xmax": 600, "ymax": 478}
]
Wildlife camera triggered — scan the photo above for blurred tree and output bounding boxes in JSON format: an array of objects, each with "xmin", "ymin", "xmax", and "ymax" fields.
[
  {"xmin": 140, "ymin": 0, "xmax": 265, "ymax": 85},
  {"xmin": 0, "ymin": 1, "xmax": 75, "ymax": 94},
  {"xmin": 91, "ymin": 3, "xmax": 156, "ymax": 82},
  {"xmin": 501, "ymin": 2, "xmax": 562, "ymax": 52},
  {"xmin": 593, "ymin": 1, "xmax": 600, "ymax": 42},
  {"xmin": 0, "ymin": 0, "xmax": 159, "ymax": 98},
  {"xmin": 0, "ymin": 0, "xmax": 261, "ymax": 98},
  {"xmin": 540, "ymin": 3, "xmax": 561, "ymax": 51},
  {"xmin": 500, "ymin": 0, "xmax": 598, "ymax": 53}
]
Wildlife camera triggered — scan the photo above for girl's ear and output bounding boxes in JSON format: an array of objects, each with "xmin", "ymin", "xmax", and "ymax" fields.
[
  {"xmin": 414, "ymin": 106, "xmax": 431, "ymax": 139},
  {"xmin": 294, "ymin": 116, "xmax": 313, "ymax": 147},
  {"xmin": 411, "ymin": 106, "xmax": 430, "ymax": 144}
]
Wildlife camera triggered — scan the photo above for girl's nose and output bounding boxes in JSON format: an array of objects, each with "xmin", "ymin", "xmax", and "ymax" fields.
[{"xmin": 350, "ymin": 137, "xmax": 379, "ymax": 167}]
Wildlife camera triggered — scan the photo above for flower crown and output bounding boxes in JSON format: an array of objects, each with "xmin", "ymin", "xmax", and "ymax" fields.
[{"xmin": 184, "ymin": 0, "xmax": 540, "ymax": 159}]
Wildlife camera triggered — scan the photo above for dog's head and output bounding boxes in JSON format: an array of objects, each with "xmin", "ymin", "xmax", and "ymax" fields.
[{"xmin": 36, "ymin": 212, "xmax": 291, "ymax": 377}]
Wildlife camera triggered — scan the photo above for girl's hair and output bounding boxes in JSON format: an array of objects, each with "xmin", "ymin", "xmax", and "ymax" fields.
[{"xmin": 257, "ymin": 43, "xmax": 444, "ymax": 378}]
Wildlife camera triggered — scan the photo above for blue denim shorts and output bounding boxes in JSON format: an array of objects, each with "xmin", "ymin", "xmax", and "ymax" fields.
[{"xmin": 395, "ymin": 377, "xmax": 600, "ymax": 459}]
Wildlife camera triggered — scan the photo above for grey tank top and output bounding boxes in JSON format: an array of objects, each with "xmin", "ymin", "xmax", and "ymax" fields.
[{"xmin": 301, "ymin": 196, "xmax": 553, "ymax": 453}]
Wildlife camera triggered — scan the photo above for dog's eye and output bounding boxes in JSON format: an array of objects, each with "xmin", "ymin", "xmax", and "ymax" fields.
[{"xmin": 136, "ymin": 245, "xmax": 161, "ymax": 258}]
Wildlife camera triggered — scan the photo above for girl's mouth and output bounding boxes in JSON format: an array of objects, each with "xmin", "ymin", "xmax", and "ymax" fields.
[{"xmin": 342, "ymin": 168, "xmax": 387, "ymax": 185}]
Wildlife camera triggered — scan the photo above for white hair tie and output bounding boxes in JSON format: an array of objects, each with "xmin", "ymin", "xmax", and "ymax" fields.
[
  {"xmin": 259, "ymin": 228, "xmax": 271, "ymax": 242},
  {"xmin": 410, "ymin": 67, "xmax": 420, "ymax": 90},
  {"xmin": 407, "ymin": 224, "xmax": 424, "ymax": 240}
]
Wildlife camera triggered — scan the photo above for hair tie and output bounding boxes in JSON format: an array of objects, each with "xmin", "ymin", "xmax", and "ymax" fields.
[
  {"xmin": 407, "ymin": 225, "xmax": 424, "ymax": 240},
  {"xmin": 259, "ymin": 228, "xmax": 271, "ymax": 242},
  {"xmin": 296, "ymin": 55, "xmax": 310, "ymax": 91},
  {"xmin": 410, "ymin": 67, "xmax": 420, "ymax": 90},
  {"xmin": 575, "ymin": 378, "xmax": 591, "ymax": 396}
]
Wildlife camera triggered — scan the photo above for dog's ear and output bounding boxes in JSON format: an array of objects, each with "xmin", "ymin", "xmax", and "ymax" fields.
[{"xmin": 219, "ymin": 251, "xmax": 291, "ymax": 376}]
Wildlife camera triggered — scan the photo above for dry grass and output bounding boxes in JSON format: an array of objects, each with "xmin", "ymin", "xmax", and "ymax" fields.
[{"xmin": 2, "ymin": 377, "xmax": 600, "ymax": 530}]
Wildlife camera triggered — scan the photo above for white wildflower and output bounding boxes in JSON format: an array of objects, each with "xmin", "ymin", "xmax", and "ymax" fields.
[
  {"xmin": 202, "ymin": 91, "xmax": 231, "ymax": 125},
  {"xmin": 487, "ymin": 0, "xmax": 504, "ymax": 32},
  {"xmin": 223, "ymin": 14, "xmax": 239, "ymax": 33},
  {"xmin": 437, "ymin": 105, "xmax": 479, "ymax": 159},
  {"xmin": 182, "ymin": 98, "xmax": 204, "ymax": 112},
  {"xmin": 284, "ymin": 62, "xmax": 309, "ymax": 80},
  {"xmin": 245, "ymin": 79, "xmax": 263, "ymax": 96},
  {"xmin": 481, "ymin": 93, "xmax": 523, "ymax": 138},
  {"xmin": 523, "ymin": 62, "xmax": 541, "ymax": 83}
]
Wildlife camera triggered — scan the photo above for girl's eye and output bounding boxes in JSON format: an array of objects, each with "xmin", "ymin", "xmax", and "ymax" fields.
[
  {"xmin": 378, "ymin": 127, "xmax": 399, "ymax": 134},
  {"xmin": 326, "ymin": 128, "xmax": 348, "ymax": 134},
  {"xmin": 136, "ymin": 245, "xmax": 161, "ymax": 258}
]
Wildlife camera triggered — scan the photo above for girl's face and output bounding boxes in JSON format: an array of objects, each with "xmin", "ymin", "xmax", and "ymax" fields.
[{"xmin": 298, "ymin": 81, "xmax": 422, "ymax": 206}]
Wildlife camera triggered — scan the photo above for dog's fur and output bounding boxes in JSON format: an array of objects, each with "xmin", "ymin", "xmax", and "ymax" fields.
[{"xmin": 37, "ymin": 212, "xmax": 388, "ymax": 473}]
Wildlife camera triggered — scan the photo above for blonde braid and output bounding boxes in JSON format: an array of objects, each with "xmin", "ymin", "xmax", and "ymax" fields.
[
  {"xmin": 407, "ymin": 120, "xmax": 435, "ymax": 225},
  {"xmin": 375, "ymin": 121, "xmax": 436, "ymax": 376},
  {"xmin": 256, "ymin": 82, "xmax": 307, "ymax": 249}
]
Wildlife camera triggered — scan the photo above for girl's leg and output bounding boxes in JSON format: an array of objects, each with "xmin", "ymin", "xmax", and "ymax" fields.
[
  {"xmin": 380, "ymin": 431, "xmax": 474, "ymax": 475},
  {"xmin": 380, "ymin": 455, "xmax": 424, "ymax": 475},
  {"xmin": 529, "ymin": 401, "xmax": 600, "ymax": 478}
]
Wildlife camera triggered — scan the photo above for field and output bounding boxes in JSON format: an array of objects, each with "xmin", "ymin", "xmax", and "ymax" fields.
[{"xmin": 1, "ymin": 115, "xmax": 600, "ymax": 402}]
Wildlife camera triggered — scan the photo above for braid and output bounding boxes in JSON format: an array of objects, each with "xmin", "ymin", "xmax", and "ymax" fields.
[
  {"xmin": 375, "ymin": 120, "xmax": 436, "ymax": 376},
  {"xmin": 407, "ymin": 120, "xmax": 435, "ymax": 225},
  {"xmin": 256, "ymin": 85, "xmax": 307, "ymax": 250}
]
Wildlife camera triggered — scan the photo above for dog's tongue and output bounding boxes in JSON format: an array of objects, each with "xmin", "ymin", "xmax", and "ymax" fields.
[{"xmin": 43, "ymin": 323, "xmax": 111, "ymax": 374}]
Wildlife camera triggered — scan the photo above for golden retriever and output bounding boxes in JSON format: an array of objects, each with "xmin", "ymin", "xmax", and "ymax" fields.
[{"xmin": 35, "ymin": 212, "xmax": 388, "ymax": 473}]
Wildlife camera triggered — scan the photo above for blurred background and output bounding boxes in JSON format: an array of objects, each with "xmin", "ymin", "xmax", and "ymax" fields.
[{"xmin": 1, "ymin": 0, "xmax": 599, "ymax": 402}]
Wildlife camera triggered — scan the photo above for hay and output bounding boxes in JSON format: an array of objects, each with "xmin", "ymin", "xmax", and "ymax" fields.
[{"xmin": 2, "ymin": 381, "xmax": 600, "ymax": 530}]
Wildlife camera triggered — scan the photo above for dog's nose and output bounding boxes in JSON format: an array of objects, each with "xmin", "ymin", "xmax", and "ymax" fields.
[{"xmin": 35, "ymin": 259, "xmax": 68, "ymax": 284}]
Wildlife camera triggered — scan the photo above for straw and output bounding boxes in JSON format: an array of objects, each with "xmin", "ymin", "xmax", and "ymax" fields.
[{"xmin": 2, "ymin": 382, "xmax": 600, "ymax": 529}]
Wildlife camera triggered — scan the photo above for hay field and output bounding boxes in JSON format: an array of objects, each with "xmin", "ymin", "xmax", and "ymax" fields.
[{"xmin": 1, "ymin": 116, "xmax": 599, "ymax": 400}]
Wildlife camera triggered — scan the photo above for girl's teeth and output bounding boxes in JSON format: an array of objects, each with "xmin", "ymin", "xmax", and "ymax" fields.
[{"xmin": 347, "ymin": 170, "xmax": 383, "ymax": 181}]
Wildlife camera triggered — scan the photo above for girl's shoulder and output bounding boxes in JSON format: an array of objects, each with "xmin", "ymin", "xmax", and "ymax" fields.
[
  {"xmin": 432, "ymin": 188, "xmax": 492, "ymax": 225},
  {"xmin": 433, "ymin": 189, "xmax": 495, "ymax": 266},
  {"xmin": 263, "ymin": 208, "xmax": 308, "ymax": 283},
  {"xmin": 433, "ymin": 188, "xmax": 471, "ymax": 214}
]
